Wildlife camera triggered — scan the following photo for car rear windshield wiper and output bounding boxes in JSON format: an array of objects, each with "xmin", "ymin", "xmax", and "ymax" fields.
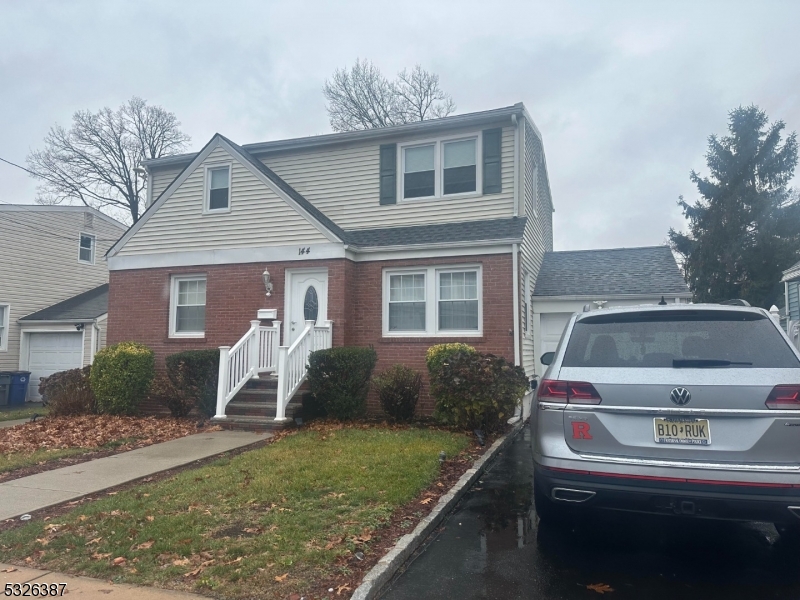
[{"xmin": 673, "ymin": 359, "xmax": 754, "ymax": 368}]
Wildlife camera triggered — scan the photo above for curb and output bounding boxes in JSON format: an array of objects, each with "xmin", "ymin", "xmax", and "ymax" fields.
[{"xmin": 350, "ymin": 421, "xmax": 524, "ymax": 600}]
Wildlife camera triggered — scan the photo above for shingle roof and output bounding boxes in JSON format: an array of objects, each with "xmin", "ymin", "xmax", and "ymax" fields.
[
  {"xmin": 782, "ymin": 259, "xmax": 800, "ymax": 282},
  {"xmin": 20, "ymin": 285, "xmax": 109, "ymax": 321},
  {"xmin": 533, "ymin": 246, "xmax": 691, "ymax": 297},
  {"xmin": 345, "ymin": 217, "xmax": 527, "ymax": 248}
]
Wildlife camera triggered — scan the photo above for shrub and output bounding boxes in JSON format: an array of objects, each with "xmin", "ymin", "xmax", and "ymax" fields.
[
  {"xmin": 425, "ymin": 343, "xmax": 477, "ymax": 378},
  {"xmin": 148, "ymin": 375, "xmax": 193, "ymax": 418},
  {"xmin": 429, "ymin": 350, "xmax": 528, "ymax": 433},
  {"xmin": 307, "ymin": 346, "xmax": 378, "ymax": 420},
  {"xmin": 373, "ymin": 365, "xmax": 421, "ymax": 423},
  {"xmin": 165, "ymin": 349, "xmax": 219, "ymax": 418},
  {"xmin": 38, "ymin": 366, "xmax": 96, "ymax": 416},
  {"xmin": 90, "ymin": 341, "xmax": 155, "ymax": 415}
]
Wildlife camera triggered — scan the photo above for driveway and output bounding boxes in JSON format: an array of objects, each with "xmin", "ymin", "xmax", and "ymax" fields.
[{"xmin": 381, "ymin": 427, "xmax": 800, "ymax": 600}]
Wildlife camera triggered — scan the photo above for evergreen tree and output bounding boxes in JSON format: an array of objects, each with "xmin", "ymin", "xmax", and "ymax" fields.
[{"xmin": 670, "ymin": 105, "xmax": 800, "ymax": 308}]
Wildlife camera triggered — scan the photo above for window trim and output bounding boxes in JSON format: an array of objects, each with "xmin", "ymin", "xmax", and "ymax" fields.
[
  {"xmin": 382, "ymin": 265, "xmax": 483, "ymax": 337},
  {"xmin": 203, "ymin": 163, "xmax": 232, "ymax": 214},
  {"xmin": 397, "ymin": 132, "xmax": 482, "ymax": 202},
  {"xmin": 78, "ymin": 232, "xmax": 96, "ymax": 265},
  {"xmin": 169, "ymin": 274, "xmax": 207, "ymax": 338},
  {"xmin": 0, "ymin": 303, "xmax": 9, "ymax": 351}
]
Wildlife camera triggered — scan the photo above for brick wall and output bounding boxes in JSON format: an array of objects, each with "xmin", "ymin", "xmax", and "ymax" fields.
[{"xmin": 108, "ymin": 252, "xmax": 514, "ymax": 415}]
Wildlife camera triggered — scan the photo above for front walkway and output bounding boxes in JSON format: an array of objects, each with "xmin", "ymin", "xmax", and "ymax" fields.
[
  {"xmin": 0, "ymin": 430, "xmax": 269, "ymax": 521},
  {"xmin": 0, "ymin": 562, "xmax": 206, "ymax": 599}
]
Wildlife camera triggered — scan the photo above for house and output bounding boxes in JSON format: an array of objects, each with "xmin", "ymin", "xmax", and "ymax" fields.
[
  {"xmin": 105, "ymin": 103, "xmax": 554, "ymax": 427},
  {"xmin": 0, "ymin": 205, "xmax": 127, "ymax": 399},
  {"xmin": 781, "ymin": 260, "xmax": 800, "ymax": 349},
  {"xmin": 531, "ymin": 246, "xmax": 692, "ymax": 373}
]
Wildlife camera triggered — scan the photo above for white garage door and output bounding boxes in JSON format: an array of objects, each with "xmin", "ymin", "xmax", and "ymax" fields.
[
  {"xmin": 27, "ymin": 332, "xmax": 84, "ymax": 399},
  {"xmin": 541, "ymin": 312, "xmax": 574, "ymax": 355}
]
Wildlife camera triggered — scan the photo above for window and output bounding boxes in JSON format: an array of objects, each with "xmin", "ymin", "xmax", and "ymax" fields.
[
  {"xmin": 400, "ymin": 135, "xmax": 480, "ymax": 200},
  {"xmin": 79, "ymin": 233, "xmax": 95, "ymax": 264},
  {"xmin": 383, "ymin": 266, "xmax": 482, "ymax": 336},
  {"xmin": 170, "ymin": 276, "xmax": 207, "ymax": 337},
  {"xmin": 0, "ymin": 304, "xmax": 8, "ymax": 351},
  {"xmin": 206, "ymin": 165, "xmax": 230, "ymax": 212}
]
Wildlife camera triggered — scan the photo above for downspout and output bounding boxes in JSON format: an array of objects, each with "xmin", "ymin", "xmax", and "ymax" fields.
[
  {"xmin": 90, "ymin": 319, "xmax": 99, "ymax": 364},
  {"xmin": 511, "ymin": 114, "xmax": 520, "ymax": 217},
  {"xmin": 512, "ymin": 243, "xmax": 521, "ymax": 366}
]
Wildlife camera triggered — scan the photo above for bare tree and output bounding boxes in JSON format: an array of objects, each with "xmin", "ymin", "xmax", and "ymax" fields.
[
  {"xmin": 27, "ymin": 97, "xmax": 190, "ymax": 224},
  {"xmin": 324, "ymin": 60, "xmax": 456, "ymax": 132}
]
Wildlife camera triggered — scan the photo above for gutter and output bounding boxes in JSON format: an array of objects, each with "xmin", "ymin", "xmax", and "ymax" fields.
[{"xmin": 349, "ymin": 237, "xmax": 523, "ymax": 253}]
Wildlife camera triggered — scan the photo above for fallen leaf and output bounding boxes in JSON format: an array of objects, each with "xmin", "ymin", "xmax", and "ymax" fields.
[
  {"xmin": 274, "ymin": 573, "xmax": 289, "ymax": 582},
  {"xmin": 420, "ymin": 497, "xmax": 433, "ymax": 505},
  {"xmin": 35, "ymin": 538, "xmax": 50, "ymax": 546},
  {"xmin": 91, "ymin": 552, "xmax": 111, "ymax": 560},
  {"xmin": 146, "ymin": 516, "xmax": 155, "ymax": 522},
  {"xmin": 86, "ymin": 537, "xmax": 102, "ymax": 545},
  {"xmin": 112, "ymin": 557, "xmax": 126, "ymax": 566},
  {"xmin": 172, "ymin": 558, "xmax": 190, "ymax": 566},
  {"xmin": 1, "ymin": 567, "xmax": 17, "ymax": 573},
  {"xmin": 586, "ymin": 583, "xmax": 614, "ymax": 594},
  {"xmin": 336, "ymin": 584, "xmax": 352, "ymax": 595},
  {"xmin": 135, "ymin": 541, "xmax": 154, "ymax": 550},
  {"xmin": 184, "ymin": 567, "xmax": 203, "ymax": 577}
]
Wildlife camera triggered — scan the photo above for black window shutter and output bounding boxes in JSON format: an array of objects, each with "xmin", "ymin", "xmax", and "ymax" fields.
[
  {"xmin": 379, "ymin": 144, "xmax": 397, "ymax": 205},
  {"xmin": 482, "ymin": 128, "xmax": 502, "ymax": 194}
]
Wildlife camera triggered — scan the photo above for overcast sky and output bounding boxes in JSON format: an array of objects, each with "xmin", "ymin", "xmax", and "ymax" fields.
[{"xmin": 1, "ymin": 0, "xmax": 798, "ymax": 251}]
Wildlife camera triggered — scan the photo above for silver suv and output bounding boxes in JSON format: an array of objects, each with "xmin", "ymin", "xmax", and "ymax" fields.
[{"xmin": 531, "ymin": 303, "xmax": 800, "ymax": 536}]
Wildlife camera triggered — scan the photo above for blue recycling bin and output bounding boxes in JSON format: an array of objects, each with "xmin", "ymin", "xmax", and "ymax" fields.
[{"xmin": 7, "ymin": 371, "xmax": 31, "ymax": 405}]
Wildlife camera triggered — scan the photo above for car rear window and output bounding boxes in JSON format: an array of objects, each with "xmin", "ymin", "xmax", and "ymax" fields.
[{"xmin": 562, "ymin": 310, "xmax": 800, "ymax": 368}]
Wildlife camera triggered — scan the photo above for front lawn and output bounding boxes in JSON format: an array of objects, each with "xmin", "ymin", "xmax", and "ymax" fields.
[
  {"xmin": 0, "ymin": 415, "xmax": 214, "ymax": 478},
  {"xmin": 0, "ymin": 405, "xmax": 47, "ymax": 422},
  {"xmin": 0, "ymin": 424, "xmax": 469, "ymax": 599}
]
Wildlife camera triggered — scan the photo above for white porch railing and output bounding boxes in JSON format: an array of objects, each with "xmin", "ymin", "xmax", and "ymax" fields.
[
  {"xmin": 275, "ymin": 320, "xmax": 333, "ymax": 421},
  {"xmin": 215, "ymin": 320, "xmax": 281, "ymax": 418},
  {"xmin": 215, "ymin": 318, "xmax": 333, "ymax": 421}
]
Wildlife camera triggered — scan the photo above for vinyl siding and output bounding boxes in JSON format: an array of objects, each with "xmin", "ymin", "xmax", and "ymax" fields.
[
  {"xmin": 519, "ymin": 119, "xmax": 554, "ymax": 376},
  {"xmin": 149, "ymin": 166, "xmax": 184, "ymax": 205},
  {"xmin": 788, "ymin": 281, "xmax": 799, "ymax": 322},
  {"xmin": 0, "ymin": 208, "xmax": 124, "ymax": 371},
  {"xmin": 119, "ymin": 146, "xmax": 330, "ymax": 256},
  {"xmin": 262, "ymin": 125, "xmax": 516, "ymax": 230}
]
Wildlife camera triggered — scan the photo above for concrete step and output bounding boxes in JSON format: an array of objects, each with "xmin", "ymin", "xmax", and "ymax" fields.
[
  {"xmin": 212, "ymin": 415, "xmax": 295, "ymax": 433},
  {"xmin": 245, "ymin": 377, "xmax": 279, "ymax": 390},
  {"xmin": 234, "ymin": 388, "xmax": 278, "ymax": 403},
  {"xmin": 225, "ymin": 400, "xmax": 302, "ymax": 418}
]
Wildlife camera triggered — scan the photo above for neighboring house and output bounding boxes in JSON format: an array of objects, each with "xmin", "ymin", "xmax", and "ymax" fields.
[
  {"xmin": 106, "ymin": 103, "xmax": 554, "ymax": 425},
  {"xmin": 0, "ymin": 205, "xmax": 127, "ymax": 399},
  {"xmin": 531, "ymin": 246, "xmax": 693, "ymax": 374},
  {"xmin": 781, "ymin": 260, "xmax": 800, "ymax": 350}
]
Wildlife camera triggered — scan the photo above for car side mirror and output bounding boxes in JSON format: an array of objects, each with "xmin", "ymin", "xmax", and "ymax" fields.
[{"xmin": 540, "ymin": 352, "xmax": 555, "ymax": 366}]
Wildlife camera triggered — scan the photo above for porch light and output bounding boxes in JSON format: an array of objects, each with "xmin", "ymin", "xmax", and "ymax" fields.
[{"xmin": 262, "ymin": 269, "xmax": 273, "ymax": 297}]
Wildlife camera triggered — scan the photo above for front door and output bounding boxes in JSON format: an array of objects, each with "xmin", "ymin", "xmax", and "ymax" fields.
[{"xmin": 285, "ymin": 270, "xmax": 328, "ymax": 345}]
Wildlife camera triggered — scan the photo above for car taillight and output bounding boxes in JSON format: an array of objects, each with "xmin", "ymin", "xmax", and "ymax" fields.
[
  {"xmin": 539, "ymin": 379, "xmax": 602, "ymax": 405},
  {"xmin": 765, "ymin": 385, "xmax": 800, "ymax": 410}
]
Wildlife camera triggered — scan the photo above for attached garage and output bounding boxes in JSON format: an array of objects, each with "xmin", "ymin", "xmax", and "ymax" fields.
[
  {"xmin": 26, "ymin": 332, "xmax": 84, "ymax": 399},
  {"xmin": 531, "ymin": 246, "xmax": 693, "ymax": 375}
]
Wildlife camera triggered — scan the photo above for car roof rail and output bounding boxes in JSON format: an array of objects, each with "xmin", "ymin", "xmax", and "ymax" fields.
[{"xmin": 719, "ymin": 299, "xmax": 751, "ymax": 307}]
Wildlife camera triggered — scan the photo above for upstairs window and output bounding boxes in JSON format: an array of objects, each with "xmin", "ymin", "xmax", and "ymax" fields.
[
  {"xmin": 0, "ymin": 304, "xmax": 8, "ymax": 351},
  {"xmin": 206, "ymin": 165, "xmax": 231, "ymax": 212},
  {"xmin": 79, "ymin": 233, "xmax": 95, "ymax": 264},
  {"xmin": 400, "ymin": 135, "xmax": 480, "ymax": 200}
]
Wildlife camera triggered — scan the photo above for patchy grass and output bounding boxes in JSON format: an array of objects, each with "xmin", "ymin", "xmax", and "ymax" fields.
[
  {"xmin": 0, "ymin": 447, "xmax": 88, "ymax": 475},
  {"xmin": 0, "ymin": 406, "xmax": 47, "ymax": 422},
  {"xmin": 0, "ymin": 425, "xmax": 469, "ymax": 599}
]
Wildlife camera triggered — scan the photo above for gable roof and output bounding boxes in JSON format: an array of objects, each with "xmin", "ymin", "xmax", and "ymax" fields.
[
  {"xmin": 107, "ymin": 134, "xmax": 345, "ymax": 257},
  {"xmin": 345, "ymin": 217, "xmax": 526, "ymax": 249},
  {"xmin": 0, "ymin": 205, "xmax": 126, "ymax": 231},
  {"xmin": 533, "ymin": 246, "xmax": 691, "ymax": 298},
  {"xmin": 782, "ymin": 260, "xmax": 800, "ymax": 282},
  {"xmin": 20, "ymin": 284, "xmax": 109, "ymax": 322}
]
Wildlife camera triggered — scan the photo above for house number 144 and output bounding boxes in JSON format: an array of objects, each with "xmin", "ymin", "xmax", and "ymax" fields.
[{"xmin": 298, "ymin": 247, "xmax": 311, "ymax": 255}]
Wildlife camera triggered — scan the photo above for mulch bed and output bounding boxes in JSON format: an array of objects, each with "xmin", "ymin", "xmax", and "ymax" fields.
[{"xmin": 0, "ymin": 415, "xmax": 221, "ymax": 482}]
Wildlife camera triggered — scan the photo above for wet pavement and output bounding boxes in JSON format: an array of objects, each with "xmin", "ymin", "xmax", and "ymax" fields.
[{"xmin": 381, "ymin": 427, "xmax": 800, "ymax": 600}]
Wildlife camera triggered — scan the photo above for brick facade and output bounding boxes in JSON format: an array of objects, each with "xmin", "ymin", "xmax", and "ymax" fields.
[{"xmin": 108, "ymin": 253, "xmax": 514, "ymax": 415}]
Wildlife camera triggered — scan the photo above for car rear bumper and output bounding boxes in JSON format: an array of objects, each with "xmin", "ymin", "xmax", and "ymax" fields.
[{"xmin": 534, "ymin": 463, "xmax": 800, "ymax": 524}]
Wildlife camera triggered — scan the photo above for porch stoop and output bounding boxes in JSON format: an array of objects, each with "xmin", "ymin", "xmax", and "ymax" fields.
[{"xmin": 212, "ymin": 376, "xmax": 307, "ymax": 432}]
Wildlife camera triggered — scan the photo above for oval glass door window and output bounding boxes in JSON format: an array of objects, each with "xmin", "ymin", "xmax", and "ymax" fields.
[{"xmin": 303, "ymin": 286, "xmax": 319, "ymax": 322}]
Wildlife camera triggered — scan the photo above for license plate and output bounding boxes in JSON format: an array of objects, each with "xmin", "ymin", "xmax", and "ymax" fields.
[{"xmin": 654, "ymin": 417, "xmax": 711, "ymax": 445}]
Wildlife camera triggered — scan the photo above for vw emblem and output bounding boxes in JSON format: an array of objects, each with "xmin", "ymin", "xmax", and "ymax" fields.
[{"xmin": 670, "ymin": 387, "xmax": 691, "ymax": 406}]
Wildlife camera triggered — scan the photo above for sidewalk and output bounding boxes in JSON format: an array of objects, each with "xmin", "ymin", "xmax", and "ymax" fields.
[
  {"xmin": 0, "ymin": 418, "xmax": 29, "ymax": 429},
  {"xmin": 0, "ymin": 563, "xmax": 205, "ymax": 599},
  {"xmin": 0, "ymin": 430, "xmax": 269, "ymax": 521}
]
